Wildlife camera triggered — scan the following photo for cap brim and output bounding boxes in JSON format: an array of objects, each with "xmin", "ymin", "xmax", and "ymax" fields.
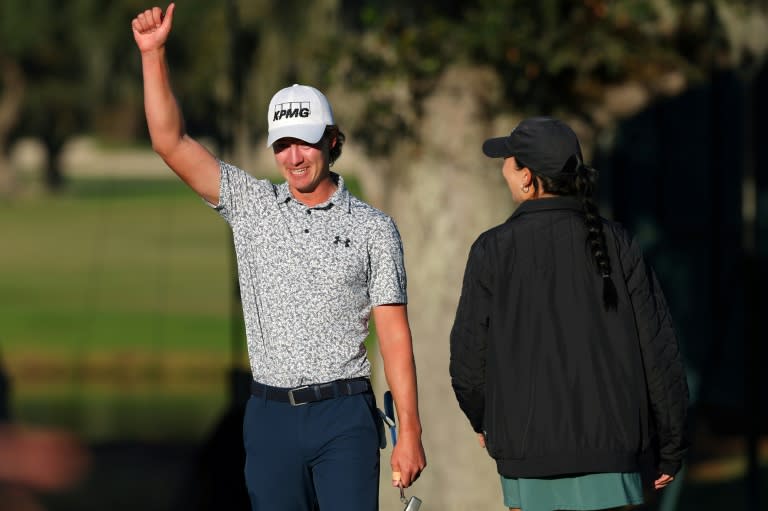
[
  {"xmin": 482, "ymin": 137, "xmax": 511, "ymax": 158},
  {"xmin": 266, "ymin": 123, "xmax": 327, "ymax": 147}
]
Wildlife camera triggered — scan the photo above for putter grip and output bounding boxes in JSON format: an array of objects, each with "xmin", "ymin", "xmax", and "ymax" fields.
[{"xmin": 383, "ymin": 390, "xmax": 397, "ymax": 445}]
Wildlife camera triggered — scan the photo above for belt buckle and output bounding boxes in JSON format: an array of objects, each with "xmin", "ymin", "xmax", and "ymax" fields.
[{"xmin": 288, "ymin": 385, "xmax": 310, "ymax": 406}]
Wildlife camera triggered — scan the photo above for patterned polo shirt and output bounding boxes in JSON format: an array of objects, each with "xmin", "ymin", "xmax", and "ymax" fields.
[{"xmin": 210, "ymin": 161, "xmax": 407, "ymax": 387}]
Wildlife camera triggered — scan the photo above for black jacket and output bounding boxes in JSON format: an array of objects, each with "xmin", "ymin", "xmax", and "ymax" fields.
[{"xmin": 450, "ymin": 196, "xmax": 689, "ymax": 478}]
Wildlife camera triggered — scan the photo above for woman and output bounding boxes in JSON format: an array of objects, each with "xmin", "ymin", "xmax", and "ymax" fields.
[{"xmin": 450, "ymin": 117, "xmax": 689, "ymax": 511}]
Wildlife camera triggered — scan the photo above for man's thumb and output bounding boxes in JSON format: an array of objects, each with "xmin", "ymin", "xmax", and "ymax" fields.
[{"xmin": 163, "ymin": 3, "xmax": 176, "ymax": 29}]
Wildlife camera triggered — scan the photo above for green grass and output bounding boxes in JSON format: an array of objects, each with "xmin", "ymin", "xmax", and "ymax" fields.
[
  {"xmin": 0, "ymin": 177, "xmax": 235, "ymax": 440},
  {"xmin": 0, "ymin": 173, "xmax": 372, "ymax": 442},
  {"xmin": 1, "ymin": 180, "xmax": 232, "ymax": 350}
]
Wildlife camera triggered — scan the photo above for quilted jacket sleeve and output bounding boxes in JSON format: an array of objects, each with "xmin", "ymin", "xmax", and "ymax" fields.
[
  {"xmin": 450, "ymin": 236, "xmax": 493, "ymax": 433},
  {"xmin": 619, "ymin": 229, "xmax": 690, "ymax": 476}
]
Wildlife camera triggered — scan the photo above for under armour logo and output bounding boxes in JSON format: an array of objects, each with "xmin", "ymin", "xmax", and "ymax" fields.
[{"xmin": 334, "ymin": 236, "xmax": 351, "ymax": 247}]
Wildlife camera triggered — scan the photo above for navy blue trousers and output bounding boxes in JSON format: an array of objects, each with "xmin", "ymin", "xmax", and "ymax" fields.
[{"xmin": 243, "ymin": 391, "xmax": 381, "ymax": 511}]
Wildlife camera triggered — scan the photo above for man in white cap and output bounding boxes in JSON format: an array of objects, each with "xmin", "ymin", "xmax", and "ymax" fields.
[{"xmin": 132, "ymin": 4, "xmax": 426, "ymax": 510}]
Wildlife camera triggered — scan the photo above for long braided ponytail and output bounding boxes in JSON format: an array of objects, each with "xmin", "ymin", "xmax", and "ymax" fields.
[
  {"xmin": 524, "ymin": 156, "xmax": 618, "ymax": 311},
  {"xmin": 574, "ymin": 161, "xmax": 618, "ymax": 310}
]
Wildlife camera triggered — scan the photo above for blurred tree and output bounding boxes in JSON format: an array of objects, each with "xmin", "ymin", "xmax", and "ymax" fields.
[
  {"xmin": 0, "ymin": 0, "xmax": 233, "ymax": 194},
  {"xmin": 320, "ymin": 4, "xmax": 768, "ymax": 509},
  {"xmin": 0, "ymin": 55, "xmax": 24, "ymax": 197},
  {"xmin": 0, "ymin": 0, "xmax": 42, "ymax": 195},
  {"xmin": 221, "ymin": 0, "xmax": 340, "ymax": 164},
  {"xmin": 0, "ymin": 0, "xmax": 91, "ymax": 192},
  {"xmin": 332, "ymin": 0, "xmax": 740, "ymax": 152},
  {"xmin": 1, "ymin": 1, "xmax": 763, "ymax": 192},
  {"xmin": 153, "ymin": 0, "xmax": 230, "ymax": 143}
]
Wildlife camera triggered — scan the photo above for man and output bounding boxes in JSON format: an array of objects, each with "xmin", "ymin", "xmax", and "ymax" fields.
[{"xmin": 131, "ymin": 4, "xmax": 426, "ymax": 510}]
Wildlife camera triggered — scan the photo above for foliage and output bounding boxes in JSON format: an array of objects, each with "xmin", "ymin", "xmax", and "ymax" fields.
[
  {"xmin": 1, "ymin": 0, "xmax": 765, "ymax": 189},
  {"xmin": 1, "ymin": 0, "xmax": 90, "ymax": 189},
  {"xmin": 332, "ymin": 0, "xmax": 755, "ymax": 153},
  {"xmin": 0, "ymin": 1, "xmax": 232, "ymax": 191}
]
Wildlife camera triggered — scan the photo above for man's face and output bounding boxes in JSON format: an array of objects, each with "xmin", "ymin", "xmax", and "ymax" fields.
[{"xmin": 272, "ymin": 135, "xmax": 335, "ymax": 196}]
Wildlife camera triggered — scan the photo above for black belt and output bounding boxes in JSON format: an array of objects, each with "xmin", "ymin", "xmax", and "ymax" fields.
[{"xmin": 250, "ymin": 378, "xmax": 371, "ymax": 406}]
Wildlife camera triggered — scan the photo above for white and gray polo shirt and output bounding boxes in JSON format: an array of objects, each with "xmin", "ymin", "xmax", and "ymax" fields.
[{"xmin": 211, "ymin": 162, "xmax": 407, "ymax": 388}]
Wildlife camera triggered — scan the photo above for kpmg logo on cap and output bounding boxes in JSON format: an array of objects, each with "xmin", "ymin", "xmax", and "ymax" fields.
[{"xmin": 273, "ymin": 101, "xmax": 311, "ymax": 122}]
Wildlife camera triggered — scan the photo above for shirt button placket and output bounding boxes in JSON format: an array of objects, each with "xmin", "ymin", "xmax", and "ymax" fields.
[{"xmin": 304, "ymin": 209, "xmax": 312, "ymax": 234}]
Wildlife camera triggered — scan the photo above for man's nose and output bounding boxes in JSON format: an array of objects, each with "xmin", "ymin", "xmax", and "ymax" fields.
[{"xmin": 286, "ymin": 144, "xmax": 303, "ymax": 164}]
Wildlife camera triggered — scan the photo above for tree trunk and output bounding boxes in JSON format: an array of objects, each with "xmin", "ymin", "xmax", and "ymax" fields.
[
  {"xmin": 43, "ymin": 146, "xmax": 65, "ymax": 192},
  {"xmin": 0, "ymin": 57, "xmax": 24, "ymax": 198},
  {"xmin": 368, "ymin": 65, "xmax": 517, "ymax": 511}
]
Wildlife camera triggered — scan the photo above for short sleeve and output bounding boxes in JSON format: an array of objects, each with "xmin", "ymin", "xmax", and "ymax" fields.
[
  {"xmin": 208, "ymin": 160, "xmax": 275, "ymax": 225},
  {"xmin": 368, "ymin": 216, "xmax": 407, "ymax": 306}
]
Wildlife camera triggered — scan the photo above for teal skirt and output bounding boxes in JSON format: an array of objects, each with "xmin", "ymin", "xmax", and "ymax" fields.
[{"xmin": 500, "ymin": 472, "xmax": 644, "ymax": 511}]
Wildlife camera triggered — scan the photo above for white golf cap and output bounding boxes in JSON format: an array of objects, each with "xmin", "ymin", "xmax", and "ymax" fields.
[{"xmin": 266, "ymin": 84, "xmax": 335, "ymax": 147}]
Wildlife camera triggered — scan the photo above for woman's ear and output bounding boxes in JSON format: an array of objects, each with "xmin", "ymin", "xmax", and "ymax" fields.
[{"xmin": 520, "ymin": 169, "xmax": 531, "ymax": 186}]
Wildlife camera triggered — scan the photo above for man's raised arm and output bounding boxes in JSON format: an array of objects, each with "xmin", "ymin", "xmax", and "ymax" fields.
[{"xmin": 132, "ymin": 3, "xmax": 221, "ymax": 204}]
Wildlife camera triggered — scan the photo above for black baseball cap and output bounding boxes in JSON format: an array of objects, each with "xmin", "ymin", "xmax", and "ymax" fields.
[{"xmin": 482, "ymin": 117, "xmax": 583, "ymax": 176}]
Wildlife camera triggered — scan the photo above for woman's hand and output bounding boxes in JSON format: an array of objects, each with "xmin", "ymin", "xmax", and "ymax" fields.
[{"xmin": 654, "ymin": 473, "xmax": 674, "ymax": 490}]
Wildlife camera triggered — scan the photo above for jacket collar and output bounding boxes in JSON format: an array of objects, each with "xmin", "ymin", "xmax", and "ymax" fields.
[{"xmin": 508, "ymin": 195, "xmax": 583, "ymax": 221}]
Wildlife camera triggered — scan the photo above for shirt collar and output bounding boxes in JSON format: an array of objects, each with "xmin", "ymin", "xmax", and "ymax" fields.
[
  {"xmin": 508, "ymin": 195, "xmax": 583, "ymax": 221},
  {"xmin": 276, "ymin": 172, "xmax": 351, "ymax": 213}
]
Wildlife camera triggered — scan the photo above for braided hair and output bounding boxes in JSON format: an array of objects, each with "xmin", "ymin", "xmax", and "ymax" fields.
[{"xmin": 519, "ymin": 156, "xmax": 618, "ymax": 311}]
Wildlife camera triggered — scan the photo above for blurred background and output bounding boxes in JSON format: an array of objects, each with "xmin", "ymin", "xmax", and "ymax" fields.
[{"xmin": 0, "ymin": 1, "xmax": 766, "ymax": 510}]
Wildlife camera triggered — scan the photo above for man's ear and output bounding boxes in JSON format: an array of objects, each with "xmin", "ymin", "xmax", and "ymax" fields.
[{"xmin": 324, "ymin": 126, "xmax": 339, "ymax": 150}]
